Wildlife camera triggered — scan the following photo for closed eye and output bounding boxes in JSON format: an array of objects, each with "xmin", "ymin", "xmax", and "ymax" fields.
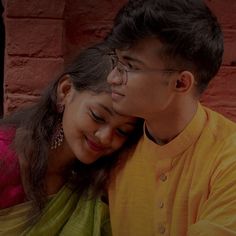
[
  {"xmin": 116, "ymin": 128, "xmax": 131, "ymax": 137},
  {"xmin": 124, "ymin": 61, "xmax": 140, "ymax": 72},
  {"xmin": 127, "ymin": 62, "xmax": 137, "ymax": 70},
  {"xmin": 90, "ymin": 110, "xmax": 105, "ymax": 123}
]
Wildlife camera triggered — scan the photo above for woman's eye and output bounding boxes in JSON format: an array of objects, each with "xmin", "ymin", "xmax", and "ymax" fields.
[
  {"xmin": 90, "ymin": 110, "xmax": 105, "ymax": 123},
  {"xmin": 116, "ymin": 128, "xmax": 130, "ymax": 137}
]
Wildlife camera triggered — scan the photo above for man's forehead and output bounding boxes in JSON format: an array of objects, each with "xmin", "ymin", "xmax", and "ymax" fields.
[
  {"xmin": 116, "ymin": 38, "xmax": 166, "ymax": 68},
  {"xmin": 117, "ymin": 37, "xmax": 164, "ymax": 57}
]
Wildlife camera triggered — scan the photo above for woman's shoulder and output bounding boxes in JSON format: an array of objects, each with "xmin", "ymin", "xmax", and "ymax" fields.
[
  {"xmin": 0, "ymin": 126, "xmax": 16, "ymax": 140},
  {"xmin": 0, "ymin": 127, "xmax": 25, "ymax": 209},
  {"xmin": 0, "ymin": 127, "xmax": 16, "ymax": 162}
]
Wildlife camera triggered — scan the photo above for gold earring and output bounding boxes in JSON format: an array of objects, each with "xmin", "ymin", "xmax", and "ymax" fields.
[{"xmin": 50, "ymin": 104, "xmax": 64, "ymax": 149}]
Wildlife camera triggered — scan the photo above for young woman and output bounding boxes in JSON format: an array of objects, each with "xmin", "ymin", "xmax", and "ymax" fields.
[{"xmin": 0, "ymin": 44, "xmax": 143, "ymax": 235}]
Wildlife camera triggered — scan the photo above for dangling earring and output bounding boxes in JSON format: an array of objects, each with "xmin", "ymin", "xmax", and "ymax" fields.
[{"xmin": 50, "ymin": 104, "xmax": 64, "ymax": 149}]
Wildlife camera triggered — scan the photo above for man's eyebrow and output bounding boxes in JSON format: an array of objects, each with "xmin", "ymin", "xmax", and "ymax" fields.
[
  {"xmin": 116, "ymin": 49, "xmax": 146, "ymax": 66},
  {"xmin": 121, "ymin": 55, "xmax": 146, "ymax": 66}
]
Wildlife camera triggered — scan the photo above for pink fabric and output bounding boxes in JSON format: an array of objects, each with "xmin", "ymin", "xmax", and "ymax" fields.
[{"xmin": 0, "ymin": 128, "xmax": 26, "ymax": 209}]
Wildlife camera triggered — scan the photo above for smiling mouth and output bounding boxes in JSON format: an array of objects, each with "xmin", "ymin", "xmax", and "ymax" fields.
[{"xmin": 85, "ymin": 137, "xmax": 106, "ymax": 153}]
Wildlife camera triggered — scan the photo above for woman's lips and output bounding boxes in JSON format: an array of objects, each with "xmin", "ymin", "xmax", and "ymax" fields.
[{"xmin": 85, "ymin": 137, "xmax": 106, "ymax": 153}]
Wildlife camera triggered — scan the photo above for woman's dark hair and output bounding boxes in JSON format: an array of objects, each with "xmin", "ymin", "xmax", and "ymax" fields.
[
  {"xmin": 0, "ymin": 43, "xmax": 143, "ymax": 210},
  {"xmin": 106, "ymin": 0, "xmax": 224, "ymax": 94}
]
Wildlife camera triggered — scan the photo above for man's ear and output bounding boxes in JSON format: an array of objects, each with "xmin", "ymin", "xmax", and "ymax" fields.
[
  {"xmin": 172, "ymin": 71, "xmax": 196, "ymax": 94},
  {"xmin": 57, "ymin": 75, "xmax": 73, "ymax": 103}
]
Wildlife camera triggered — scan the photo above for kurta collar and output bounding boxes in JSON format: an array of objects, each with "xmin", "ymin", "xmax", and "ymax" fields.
[{"xmin": 142, "ymin": 103, "xmax": 207, "ymax": 159}]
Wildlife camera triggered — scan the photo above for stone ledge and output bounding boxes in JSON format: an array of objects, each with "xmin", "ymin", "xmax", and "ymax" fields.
[{"xmin": 4, "ymin": 93, "xmax": 39, "ymax": 114}]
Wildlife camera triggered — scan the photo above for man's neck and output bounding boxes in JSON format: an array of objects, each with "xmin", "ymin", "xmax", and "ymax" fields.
[{"xmin": 145, "ymin": 100, "xmax": 198, "ymax": 144}]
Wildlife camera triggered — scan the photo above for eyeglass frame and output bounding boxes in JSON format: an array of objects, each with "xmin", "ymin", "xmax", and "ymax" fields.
[{"xmin": 114, "ymin": 59, "xmax": 183, "ymax": 85}]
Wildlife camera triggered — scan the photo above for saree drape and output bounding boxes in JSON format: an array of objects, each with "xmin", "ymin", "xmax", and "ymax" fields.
[{"xmin": 0, "ymin": 186, "xmax": 111, "ymax": 236}]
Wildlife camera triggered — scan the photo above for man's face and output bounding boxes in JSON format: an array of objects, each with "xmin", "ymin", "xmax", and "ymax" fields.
[{"xmin": 107, "ymin": 37, "xmax": 180, "ymax": 119}]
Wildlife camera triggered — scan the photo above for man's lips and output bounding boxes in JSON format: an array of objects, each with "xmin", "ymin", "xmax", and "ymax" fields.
[
  {"xmin": 111, "ymin": 90, "xmax": 124, "ymax": 101},
  {"xmin": 85, "ymin": 137, "xmax": 106, "ymax": 153}
]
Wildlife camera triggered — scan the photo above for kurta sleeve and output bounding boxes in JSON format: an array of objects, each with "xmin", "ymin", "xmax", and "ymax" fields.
[{"xmin": 188, "ymin": 135, "xmax": 236, "ymax": 236}]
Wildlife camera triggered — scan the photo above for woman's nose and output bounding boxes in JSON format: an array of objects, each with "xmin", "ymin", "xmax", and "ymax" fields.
[{"xmin": 95, "ymin": 127, "xmax": 113, "ymax": 146}]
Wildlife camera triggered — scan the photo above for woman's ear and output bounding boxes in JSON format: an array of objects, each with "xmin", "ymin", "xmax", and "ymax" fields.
[
  {"xmin": 57, "ymin": 75, "xmax": 73, "ymax": 103},
  {"xmin": 172, "ymin": 71, "xmax": 196, "ymax": 94}
]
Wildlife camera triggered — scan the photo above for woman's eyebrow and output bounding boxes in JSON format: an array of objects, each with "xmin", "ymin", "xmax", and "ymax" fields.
[
  {"xmin": 122, "ymin": 55, "xmax": 145, "ymax": 66},
  {"xmin": 98, "ymin": 103, "xmax": 137, "ymax": 126},
  {"xmin": 98, "ymin": 103, "xmax": 114, "ymax": 116}
]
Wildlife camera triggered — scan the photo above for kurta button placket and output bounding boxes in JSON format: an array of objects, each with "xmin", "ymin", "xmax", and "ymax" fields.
[
  {"xmin": 159, "ymin": 201, "xmax": 164, "ymax": 209},
  {"xmin": 158, "ymin": 224, "xmax": 166, "ymax": 234},
  {"xmin": 155, "ymin": 159, "xmax": 170, "ymax": 235}
]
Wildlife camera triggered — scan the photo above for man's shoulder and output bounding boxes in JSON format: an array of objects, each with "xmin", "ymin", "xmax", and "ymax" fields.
[{"xmin": 203, "ymin": 106, "xmax": 236, "ymax": 141}]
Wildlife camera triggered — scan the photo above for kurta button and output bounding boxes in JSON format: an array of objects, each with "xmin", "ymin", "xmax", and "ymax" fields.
[
  {"xmin": 160, "ymin": 173, "xmax": 167, "ymax": 182},
  {"xmin": 158, "ymin": 224, "xmax": 166, "ymax": 234},
  {"xmin": 159, "ymin": 201, "xmax": 164, "ymax": 208}
]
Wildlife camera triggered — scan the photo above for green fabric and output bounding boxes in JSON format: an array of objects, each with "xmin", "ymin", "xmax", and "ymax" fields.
[
  {"xmin": 23, "ymin": 186, "xmax": 112, "ymax": 236},
  {"xmin": 0, "ymin": 186, "xmax": 112, "ymax": 236},
  {"xmin": 0, "ymin": 199, "xmax": 38, "ymax": 235}
]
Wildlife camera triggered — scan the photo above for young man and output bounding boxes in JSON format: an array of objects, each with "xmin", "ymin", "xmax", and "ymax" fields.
[{"xmin": 106, "ymin": 0, "xmax": 236, "ymax": 235}]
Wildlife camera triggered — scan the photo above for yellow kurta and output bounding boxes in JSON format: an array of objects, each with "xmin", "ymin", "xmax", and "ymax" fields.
[{"xmin": 109, "ymin": 104, "xmax": 236, "ymax": 236}]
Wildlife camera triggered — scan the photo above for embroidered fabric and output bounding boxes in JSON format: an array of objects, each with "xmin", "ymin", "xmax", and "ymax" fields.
[{"xmin": 0, "ymin": 128, "xmax": 26, "ymax": 209}]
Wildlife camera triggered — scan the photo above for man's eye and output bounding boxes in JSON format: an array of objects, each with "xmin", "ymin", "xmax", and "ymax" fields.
[
  {"xmin": 127, "ymin": 62, "xmax": 134, "ymax": 69},
  {"xmin": 90, "ymin": 110, "xmax": 105, "ymax": 123},
  {"xmin": 126, "ymin": 62, "xmax": 139, "ymax": 71}
]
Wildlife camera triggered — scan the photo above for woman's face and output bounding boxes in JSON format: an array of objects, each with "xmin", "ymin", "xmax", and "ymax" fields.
[{"xmin": 59, "ymin": 78, "xmax": 138, "ymax": 164}]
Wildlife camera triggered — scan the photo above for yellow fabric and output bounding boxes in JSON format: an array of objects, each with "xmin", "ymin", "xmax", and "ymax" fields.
[{"xmin": 109, "ymin": 103, "xmax": 236, "ymax": 236}]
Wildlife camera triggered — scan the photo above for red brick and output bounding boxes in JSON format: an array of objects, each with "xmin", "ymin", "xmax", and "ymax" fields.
[
  {"xmin": 64, "ymin": 0, "xmax": 127, "ymax": 60},
  {"xmin": 223, "ymin": 30, "xmax": 236, "ymax": 66},
  {"xmin": 6, "ymin": 19, "xmax": 64, "ymax": 57},
  {"xmin": 65, "ymin": 21, "xmax": 112, "ymax": 63},
  {"xmin": 206, "ymin": 0, "xmax": 236, "ymax": 30},
  {"xmin": 205, "ymin": 1, "xmax": 236, "ymax": 66},
  {"xmin": 5, "ymin": 0, "xmax": 65, "ymax": 18},
  {"xmin": 5, "ymin": 57, "xmax": 64, "ymax": 95},
  {"xmin": 65, "ymin": 0, "xmax": 126, "ymax": 22},
  {"xmin": 201, "ymin": 66, "xmax": 236, "ymax": 122},
  {"xmin": 4, "ymin": 93, "xmax": 39, "ymax": 114}
]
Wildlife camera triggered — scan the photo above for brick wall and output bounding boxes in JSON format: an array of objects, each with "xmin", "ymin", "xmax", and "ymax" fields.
[
  {"xmin": 64, "ymin": 0, "xmax": 127, "ymax": 64},
  {"xmin": 2, "ymin": 0, "xmax": 236, "ymax": 122},
  {"xmin": 3, "ymin": 0, "xmax": 65, "ymax": 113},
  {"xmin": 201, "ymin": 0, "xmax": 236, "ymax": 122}
]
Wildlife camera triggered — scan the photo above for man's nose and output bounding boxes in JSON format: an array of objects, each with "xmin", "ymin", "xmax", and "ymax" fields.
[{"xmin": 107, "ymin": 67, "xmax": 123, "ymax": 85}]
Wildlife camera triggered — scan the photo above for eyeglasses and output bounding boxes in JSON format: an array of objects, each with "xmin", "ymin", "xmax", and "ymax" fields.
[{"xmin": 115, "ymin": 60, "xmax": 182, "ymax": 85}]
